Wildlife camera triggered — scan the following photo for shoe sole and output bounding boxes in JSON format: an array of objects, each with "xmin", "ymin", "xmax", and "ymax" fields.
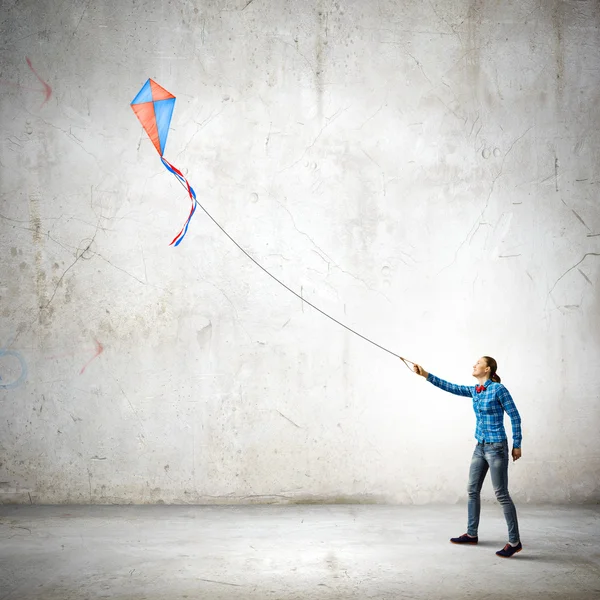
[{"xmin": 450, "ymin": 540, "xmax": 478, "ymax": 545}]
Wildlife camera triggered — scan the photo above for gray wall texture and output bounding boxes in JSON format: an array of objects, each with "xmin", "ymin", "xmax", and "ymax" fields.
[{"xmin": 1, "ymin": 0, "xmax": 599, "ymax": 504}]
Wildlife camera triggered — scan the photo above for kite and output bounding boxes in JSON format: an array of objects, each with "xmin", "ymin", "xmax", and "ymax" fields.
[
  {"xmin": 130, "ymin": 79, "xmax": 416, "ymax": 368},
  {"xmin": 130, "ymin": 78, "xmax": 197, "ymax": 246}
]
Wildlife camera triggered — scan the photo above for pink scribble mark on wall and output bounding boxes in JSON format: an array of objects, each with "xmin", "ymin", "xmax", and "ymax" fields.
[
  {"xmin": 79, "ymin": 339, "xmax": 104, "ymax": 375},
  {"xmin": 25, "ymin": 57, "xmax": 52, "ymax": 107}
]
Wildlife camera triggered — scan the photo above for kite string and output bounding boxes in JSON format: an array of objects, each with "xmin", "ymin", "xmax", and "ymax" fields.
[{"xmin": 167, "ymin": 167, "xmax": 415, "ymax": 367}]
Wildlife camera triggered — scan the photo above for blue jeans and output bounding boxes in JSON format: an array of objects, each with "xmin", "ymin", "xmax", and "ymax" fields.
[{"xmin": 467, "ymin": 440, "xmax": 520, "ymax": 543}]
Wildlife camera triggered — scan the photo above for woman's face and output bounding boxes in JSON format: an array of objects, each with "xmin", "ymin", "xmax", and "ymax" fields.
[{"xmin": 472, "ymin": 357, "xmax": 491, "ymax": 379}]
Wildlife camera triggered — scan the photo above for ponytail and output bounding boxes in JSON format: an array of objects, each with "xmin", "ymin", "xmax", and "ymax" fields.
[{"xmin": 483, "ymin": 356, "xmax": 501, "ymax": 383}]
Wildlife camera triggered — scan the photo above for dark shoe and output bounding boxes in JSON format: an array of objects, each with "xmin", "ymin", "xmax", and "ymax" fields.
[
  {"xmin": 496, "ymin": 542, "xmax": 522, "ymax": 558},
  {"xmin": 450, "ymin": 533, "xmax": 478, "ymax": 544}
]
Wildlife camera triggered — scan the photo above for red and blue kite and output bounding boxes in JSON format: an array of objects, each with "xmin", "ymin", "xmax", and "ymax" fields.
[{"xmin": 131, "ymin": 79, "xmax": 197, "ymax": 246}]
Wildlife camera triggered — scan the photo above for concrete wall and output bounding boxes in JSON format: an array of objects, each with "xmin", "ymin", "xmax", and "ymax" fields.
[{"xmin": 1, "ymin": 0, "xmax": 599, "ymax": 505}]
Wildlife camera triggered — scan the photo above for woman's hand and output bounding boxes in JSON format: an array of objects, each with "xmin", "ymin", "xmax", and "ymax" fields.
[{"xmin": 412, "ymin": 363, "xmax": 428, "ymax": 378}]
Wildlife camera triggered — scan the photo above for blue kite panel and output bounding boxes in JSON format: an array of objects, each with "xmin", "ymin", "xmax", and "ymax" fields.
[
  {"xmin": 154, "ymin": 97, "xmax": 176, "ymax": 155},
  {"xmin": 131, "ymin": 79, "xmax": 153, "ymax": 105}
]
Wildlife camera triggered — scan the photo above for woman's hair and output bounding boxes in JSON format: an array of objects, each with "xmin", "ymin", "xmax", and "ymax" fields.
[{"xmin": 483, "ymin": 356, "xmax": 501, "ymax": 383}]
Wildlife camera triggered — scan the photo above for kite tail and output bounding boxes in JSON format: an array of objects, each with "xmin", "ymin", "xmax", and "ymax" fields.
[{"xmin": 160, "ymin": 156, "xmax": 197, "ymax": 246}]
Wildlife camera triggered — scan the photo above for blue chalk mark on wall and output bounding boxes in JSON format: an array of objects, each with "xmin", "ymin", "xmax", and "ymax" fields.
[{"xmin": 0, "ymin": 348, "xmax": 28, "ymax": 390}]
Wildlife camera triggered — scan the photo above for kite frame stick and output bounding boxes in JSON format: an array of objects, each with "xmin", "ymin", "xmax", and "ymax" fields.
[{"xmin": 170, "ymin": 177, "xmax": 416, "ymax": 366}]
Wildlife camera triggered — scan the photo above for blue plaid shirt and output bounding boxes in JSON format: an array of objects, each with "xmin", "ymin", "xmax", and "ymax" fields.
[{"xmin": 426, "ymin": 374, "xmax": 522, "ymax": 448}]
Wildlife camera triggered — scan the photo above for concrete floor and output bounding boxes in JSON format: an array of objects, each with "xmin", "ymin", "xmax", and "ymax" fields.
[{"xmin": 1, "ymin": 504, "xmax": 599, "ymax": 600}]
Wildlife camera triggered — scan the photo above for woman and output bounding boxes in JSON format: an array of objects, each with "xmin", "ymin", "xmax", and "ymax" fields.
[{"xmin": 412, "ymin": 356, "xmax": 523, "ymax": 558}]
